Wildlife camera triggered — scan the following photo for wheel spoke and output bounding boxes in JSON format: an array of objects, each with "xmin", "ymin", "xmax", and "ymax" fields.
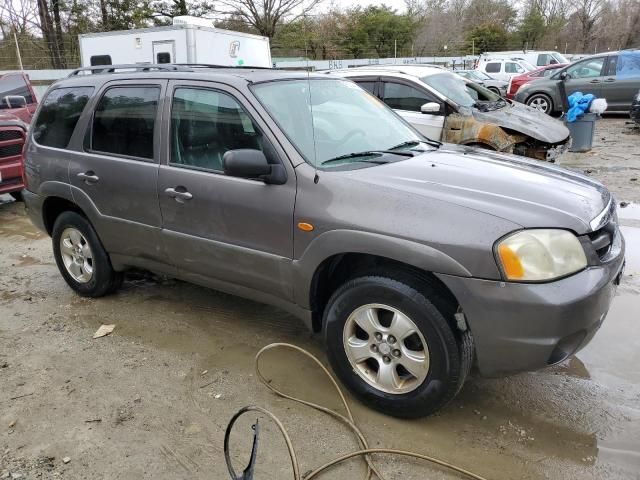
[
  {"xmin": 390, "ymin": 311, "xmax": 416, "ymax": 341},
  {"xmin": 60, "ymin": 238, "xmax": 74, "ymax": 256},
  {"xmin": 82, "ymin": 244, "xmax": 92, "ymax": 260},
  {"xmin": 68, "ymin": 262, "xmax": 82, "ymax": 278},
  {"xmin": 399, "ymin": 346, "xmax": 429, "ymax": 379},
  {"xmin": 69, "ymin": 229, "xmax": 82, "ymax": 246},
  {"xmin": 346, "ymin": 336, "xmax": 372, "ymax": 363},
  {"xmin": 376, "ymin": 362, "xmax": 400, "ymax": 391},
  {"xmin": 352, "ymin": 307, "xmax": 381, "ymax": 336}
]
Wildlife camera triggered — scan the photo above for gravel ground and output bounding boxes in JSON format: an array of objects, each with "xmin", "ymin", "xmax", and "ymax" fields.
[{"xmin": 1, "ymin": 117, "xmax": 639, "ymax": 480}]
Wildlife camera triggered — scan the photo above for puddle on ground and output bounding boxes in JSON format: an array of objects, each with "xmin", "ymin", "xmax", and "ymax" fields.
[
  {"xmin": 618, "ymin": 202, "xmax": 640, "ymax": 222},
  {"xmin": 13, "ymin": 254, "xmax": 49, "ymax": 267},
  {"xmin": 620, "ymin": 226, "xmax": 640, "ymax": 274}
]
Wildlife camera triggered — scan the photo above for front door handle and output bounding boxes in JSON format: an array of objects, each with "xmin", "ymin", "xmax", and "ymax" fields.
[
  {"xmin": 604, "ymin": 78, "xmax": 615, "ymax": 83},
  {"xmin": 589, "ymin": 79, "xmax": 601, "ymax": 83},
  {"xmin": 164, "ymin": 187, "xmax": 193, "ymax": 203},
  {"xmin": 77, "ymin": 171, "xmax": 99, "ymax": 184}
]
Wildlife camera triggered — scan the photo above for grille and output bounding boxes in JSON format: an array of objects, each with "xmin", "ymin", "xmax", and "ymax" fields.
[
  {"xmin": 0, "ymin": 130, "xmax": 23, "ymax": 141},
  {"xmin": 0, "ymin": 143, "xmax": 23, "ymax": 158},
  {"xmin": 588, "ymin": 221, "xmax": 615, "ymax": 259}
]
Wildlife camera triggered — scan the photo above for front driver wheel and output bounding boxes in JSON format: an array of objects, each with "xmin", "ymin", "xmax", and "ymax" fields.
[
  {"xmin": 526, "ymin": 93, "xmax": 553, "ymax": 114},
  {"xmin": 52, "ymin": 211, "xmax": 123, "ymax": 297},
  {"xmin": 324, "ymin": 274, "xmax": 473, "ymax": 418}
]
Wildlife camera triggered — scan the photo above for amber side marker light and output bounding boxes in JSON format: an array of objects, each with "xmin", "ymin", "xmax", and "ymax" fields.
[
  {"xmin": 497, "ymin": 244, "xmax": 524, "ymax": 280},
  {"xmin": 297, "ymin": 222, "xmax": 314, "ymax": 232}
]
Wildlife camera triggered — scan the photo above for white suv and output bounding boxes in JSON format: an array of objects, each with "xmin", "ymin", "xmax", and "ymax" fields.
[
  {"xmin": 330, "ymin": 65, "xmax": 570, "ymax": 161},
  {"xmin": 476, "ymin": 58, "xmax": 536, "ymax": 81}
]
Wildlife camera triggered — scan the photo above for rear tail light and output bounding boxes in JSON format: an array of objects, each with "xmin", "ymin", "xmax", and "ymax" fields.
[{"xmin": 507, "ymin": 77, "xmax": 513, "ymax": 95}]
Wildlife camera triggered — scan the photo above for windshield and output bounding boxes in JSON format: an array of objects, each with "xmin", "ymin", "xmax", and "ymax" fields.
[
  {"xmin": 553, "ymin": 53, "xmax": 569, "ymax": 64},
  {"xmin": 252, "ymin": 79, "xmax": 424, "ymax": 168},
  {"xmin": 473, "ymin": 71, "xmax": 493, "ymax": 80},
  {"xmin": 421, "ymin": 72, "xmax": 501, "ymax": 108}
]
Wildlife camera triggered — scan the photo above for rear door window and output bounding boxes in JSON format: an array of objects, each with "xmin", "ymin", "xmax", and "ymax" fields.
[
  {"xmin": 615, "ymin": 53, "xmax": 640, "ymax": 78},
  {"xmin": 485, "ymin": 63, "xmax": 500, "ymax": 73},
  {"xmin": 32, "ymin": 87, "xmax": 94, "ymax": 148},
  {"xmin": 0, "ymin": 74, "xmax": 34, "ymax": 104},
  {"xmin": 382, "ymin": 82, "xmax": 437, "ymax": 112},
  {"xmin": 90, "ymin": 86, "xmax": 160, "ymax": 160}
]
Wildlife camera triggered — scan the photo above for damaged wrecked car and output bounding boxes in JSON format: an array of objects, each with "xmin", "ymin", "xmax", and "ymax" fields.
[{"xmin": 332, "ymin": 65, "xmax": 570, "ymax": 162}]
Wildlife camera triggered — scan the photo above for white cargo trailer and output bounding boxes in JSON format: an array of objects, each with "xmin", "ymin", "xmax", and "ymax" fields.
[{"xmin": 78, "ymin": 16, "xmax": 272, "ymax": 68}]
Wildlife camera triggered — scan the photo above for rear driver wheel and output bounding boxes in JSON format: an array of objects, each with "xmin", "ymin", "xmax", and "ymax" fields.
[
  {"xmin": 324, "ymin": 274, "xmax": 473, "ymax": 418},
  {"xmin": 52, "ymin": 211, "xmax": 123, "ymax": 297}
]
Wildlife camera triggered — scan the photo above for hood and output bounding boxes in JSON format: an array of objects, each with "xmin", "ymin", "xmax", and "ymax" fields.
[
  {"xmin": 0, "ymin": 112, "xmax": 27, "ymax": 130},
  {"xmin": 472, "ymin": 100, "xmax": 569, "ymax": 143},
  {"xmin": 352, "ymin": 145, "xmax": 610, "ymax": 234}
]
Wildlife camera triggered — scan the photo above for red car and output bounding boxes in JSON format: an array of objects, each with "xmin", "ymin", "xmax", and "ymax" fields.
[
  {"xmin": 506, "ymin": 64, "xmax": 567, "ymax": 100},
  {"xmin": 0, "ymin": 72, "xmax": 38, "ymax": 201}
]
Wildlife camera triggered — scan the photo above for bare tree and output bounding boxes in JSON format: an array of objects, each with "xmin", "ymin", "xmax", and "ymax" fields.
[
  {"xmin": 570, "ymin": 0, "xmax": 605, "ymax": 50},
  {"xmin": 218, "ymin": 0, "xmax": 323, "ymax": 38}
]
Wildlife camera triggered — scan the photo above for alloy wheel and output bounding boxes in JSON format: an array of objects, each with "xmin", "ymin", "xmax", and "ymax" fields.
[
  {"xmin": 59, "ymin": 227, "xmax": 94, "ymax": 283},
  {"xmin": 343, "ymin": 303, "xmax": 430, "ymax": 394}
]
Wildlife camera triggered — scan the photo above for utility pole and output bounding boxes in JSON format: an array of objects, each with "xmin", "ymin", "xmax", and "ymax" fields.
[
  {"xmin": 564, "ymin": 42, "xmax": 568, "ymax": 54},
  {"xmin": 13, "ymin": 30, "xmax": 23, "ymax": 70},
  {"xmin": 472, "ymin": 39, "xmax": 475, "ymax": 57},
  {"xmin": 394, "ymin": 39, "xmax": 397, "ymax": 60}
]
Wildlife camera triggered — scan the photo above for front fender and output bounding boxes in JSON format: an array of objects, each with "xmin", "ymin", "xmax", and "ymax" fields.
[
  {"xmin": 443, "ymin": 113, "xmax": 519, "ymax": 152},
  {"xmin": 292, "ymin": 229, "xmax": 472, "ymax": 308}
]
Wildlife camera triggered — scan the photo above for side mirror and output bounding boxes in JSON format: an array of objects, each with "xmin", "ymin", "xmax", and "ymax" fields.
[
  {"xmin": 223, "ymin": 149, "xmax": 286, "ymax": 185},
  {"xmin": 3, "ymin": 95, "xmax": 27, "ymax": 108},
  {"xmin": 420, "ymin": 102, "xmax": 441, "ymax": 114},
  {"xmin": 559, "ymin": 71, "xmax": 568, "ymax": 81}
]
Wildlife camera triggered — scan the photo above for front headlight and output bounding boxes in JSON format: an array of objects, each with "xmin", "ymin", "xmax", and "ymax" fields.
[{"xmin": 495, "ymin": 229, "xmax": 587, "ymax": 282}]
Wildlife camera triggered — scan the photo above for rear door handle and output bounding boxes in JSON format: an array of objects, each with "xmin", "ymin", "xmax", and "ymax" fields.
[
  {"xmin": 164, "ymin": 187, "xmax": 193, "ymax": 203},
  {"xmin": 604, "ymin": 78, "xmax": 615, "ymax": 83},
  {"xmin": 589, "ymin": 79, "xmax": 601, "ymax": 84},
  {"xmin": 77, "ymin": 171, "xmax": 99, "ymax": 184}
]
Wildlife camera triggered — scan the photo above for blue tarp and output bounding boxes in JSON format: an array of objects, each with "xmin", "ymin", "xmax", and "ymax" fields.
[{"xmin": 566, "ymin": 92, "xmax": 594, "ymax": 123}]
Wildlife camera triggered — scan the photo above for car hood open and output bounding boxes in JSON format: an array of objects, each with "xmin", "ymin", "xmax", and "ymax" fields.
[
  {"xmin": 472, "ymin": 101, "xmax": 569, "ymax": 143},
  {"xmin": 355, "ymin": 145, "xmax": 610, "ymax": 234}
]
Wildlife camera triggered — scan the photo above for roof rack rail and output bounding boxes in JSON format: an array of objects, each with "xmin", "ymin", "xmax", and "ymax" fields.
[
  {"xmin": 68, "ymin": 64, "xmax": 193, "ymax": 77},
  {"xmin": 174, "ymin": 63, "xmax": 273, "ymax": 70}
]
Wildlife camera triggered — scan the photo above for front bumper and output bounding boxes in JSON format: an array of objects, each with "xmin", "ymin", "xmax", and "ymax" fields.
[
  {"xmin": 0, "ymin": 159, "xmax": 24, "ymax": 194},
  {"xmin": 436, "ymin": 239, "xmax": 625, "ymax": 377}
]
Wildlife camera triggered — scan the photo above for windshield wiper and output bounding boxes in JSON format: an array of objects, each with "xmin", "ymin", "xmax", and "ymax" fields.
[
  {"xmin": 389, "ymin": 138, "xmax": 441, "ymax": 150},
  {"xmin": 321, "ymin": 150, "xmax": 413, "ymax": 166}
]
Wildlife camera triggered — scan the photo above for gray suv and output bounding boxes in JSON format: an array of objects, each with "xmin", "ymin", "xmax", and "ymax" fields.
[
  {"xmin": 515, "ymin": 49, "xmax": 640, "ymax": 113},
  {"xmin": 23, "ymin": 65, "xmax": 625, "ymax": 418}
]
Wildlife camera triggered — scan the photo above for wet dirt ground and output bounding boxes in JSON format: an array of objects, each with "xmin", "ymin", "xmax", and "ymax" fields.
[{"xmin": 1, "ymin": 117, "xmax": 639, "ymax": 480}]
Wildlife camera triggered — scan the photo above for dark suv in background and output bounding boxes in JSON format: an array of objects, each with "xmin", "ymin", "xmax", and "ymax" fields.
[{"xmin": 22, "ymin": 65, "xmax": 625, "ymax": 417}]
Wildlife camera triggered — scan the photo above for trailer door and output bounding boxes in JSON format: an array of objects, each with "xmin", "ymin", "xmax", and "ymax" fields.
[{"xmin": 152, "ymin": 40, "xmax": 175, "ymax": 64}]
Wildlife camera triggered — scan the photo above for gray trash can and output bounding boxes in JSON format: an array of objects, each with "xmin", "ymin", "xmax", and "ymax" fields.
[{"xmin": 565, "ymin": 113, "xmax": 598, "ymax": 152}]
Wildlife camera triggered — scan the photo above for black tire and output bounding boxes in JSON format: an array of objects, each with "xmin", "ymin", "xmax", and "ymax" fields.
[
  {"xmin": 526, "ymin": 93, "xmax": 553, "ymax": 114},
  {"xmin": 52, "ymin": 211, "xmax": 123, "ymax": 297},
  {"xmin": 9, "ymin": 190, "xmax": 23, "ymax": 202},
  {"xmin": 324, "ymin": 274, "xmax": 473, "ymax": 418}
]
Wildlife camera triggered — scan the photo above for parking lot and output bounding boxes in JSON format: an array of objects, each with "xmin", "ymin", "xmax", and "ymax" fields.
[{"xmin": 1, "ymin": 116, "xmax": 639, "ymax": 479}]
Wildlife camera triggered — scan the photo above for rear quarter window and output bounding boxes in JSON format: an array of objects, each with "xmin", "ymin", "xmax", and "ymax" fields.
[
  {"xmin": 485, "ymin": 63, "xmax": 501, "ymax": 73},
  {"xmin": 32, "ymin": 87, "xmax": 94, "ymax": 149}
]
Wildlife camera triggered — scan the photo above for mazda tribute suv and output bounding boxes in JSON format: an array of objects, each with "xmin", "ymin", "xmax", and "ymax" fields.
[{"xmin": 22, "ymin": 65, "xmax": 625, "ymax": 417}]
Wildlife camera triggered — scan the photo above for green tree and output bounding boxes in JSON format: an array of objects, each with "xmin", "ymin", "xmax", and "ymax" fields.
[
  {"xmin": 465, "ymin": 23, "xmax": 509, "ymax": 53},
  {"xmin": 518, "ymin": 6, "xmax": 546, "ymax": 49}
]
